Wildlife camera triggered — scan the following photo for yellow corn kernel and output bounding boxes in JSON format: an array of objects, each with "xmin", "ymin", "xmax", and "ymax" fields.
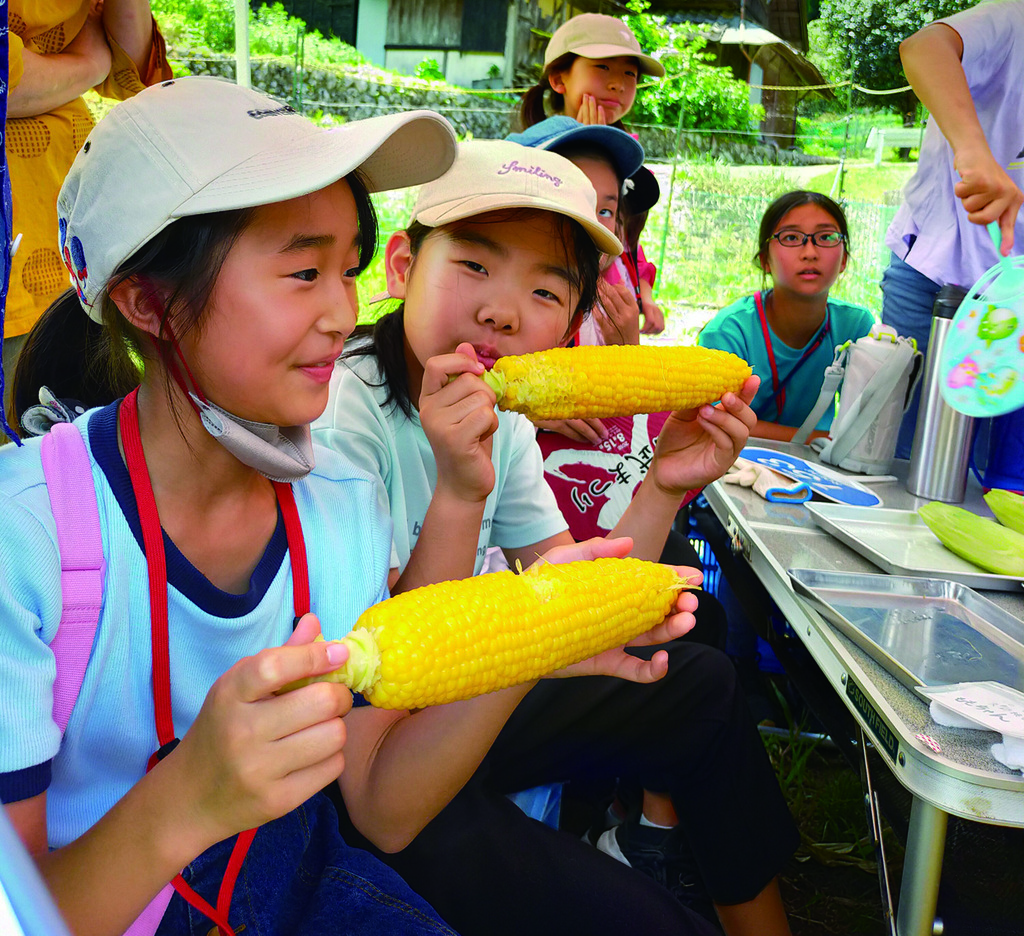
[
  {"xmin": 282, "ymin": 558, "xmax": 692, "ymax": 709},
  {"xmin": 480, "ymin": 345, "xmax": 752, "ymax": 421}
]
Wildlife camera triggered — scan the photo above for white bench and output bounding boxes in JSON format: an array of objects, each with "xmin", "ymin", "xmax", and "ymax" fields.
[{"xmin": 864, "ymin": 126, "xmax": 926, "ymax": 166}]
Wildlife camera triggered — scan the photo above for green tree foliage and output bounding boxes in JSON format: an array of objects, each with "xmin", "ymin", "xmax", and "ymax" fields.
[
  {"xmin": 624, "ymin": 2, "xmax": 762, "ymax": 134},
  {"xmin": 809, "ymin": 0, "xmax": 973, "ymax": 122},
  {"xmin": 414, "ymin": 58, "xmax": 446, "ymax": 82},
  {"xmin": 151, "ymin": 0, "xmax": 366, "ymax": 67}
]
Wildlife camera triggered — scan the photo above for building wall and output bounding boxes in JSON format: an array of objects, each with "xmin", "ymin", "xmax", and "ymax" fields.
[
  {"xmin": 355, "ymin": 0, "xmax": 387, "ymax": 63},
  {"xmin": 384, "ymin": 48, "xmax": 506, "ymax": 86}
]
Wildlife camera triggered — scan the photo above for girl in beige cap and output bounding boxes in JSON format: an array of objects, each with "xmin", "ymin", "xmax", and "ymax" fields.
[
  {"xmin": 314, "ymin": 140, "xmax": 796, "ymax": 936},
  {"xmin": 518, "ymin": 12, "xmax": 664, "ymax": 129}
]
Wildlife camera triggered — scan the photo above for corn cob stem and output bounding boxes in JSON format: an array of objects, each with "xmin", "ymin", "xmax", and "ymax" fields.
[
  {"xmin": 480, "ymin": 345, "xmax": 752, "ymax": 421},
  {"xmin": 280, "ymin": 558, "xmax": 696, "ymax": 709}
]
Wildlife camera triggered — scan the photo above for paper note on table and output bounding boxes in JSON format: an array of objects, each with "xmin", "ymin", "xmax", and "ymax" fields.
[{"xmin": 917, "ymin": 681, "xmax": 1024, "ymax": 739}]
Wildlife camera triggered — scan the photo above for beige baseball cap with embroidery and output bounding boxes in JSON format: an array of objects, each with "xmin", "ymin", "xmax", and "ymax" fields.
[
  {"xmin": 544, "ymin": 13, "xmax": 665, "ymax": 78},
  {"xmin": 58, "ymin": 76, "xmax": 458, "ymax": 320},
  {"xmin": 411, "ymin": 140, "xmax": 623, "ymax": 257}
]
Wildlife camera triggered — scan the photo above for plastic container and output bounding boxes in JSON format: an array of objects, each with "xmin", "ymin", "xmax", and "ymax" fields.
[
  {"xmin": 972, "ymin": 405, "xmax": 1024, "ymax": 493},
  {"xmin": 907, "ymin": 286, "xmax": 977, "ymax": 502}
]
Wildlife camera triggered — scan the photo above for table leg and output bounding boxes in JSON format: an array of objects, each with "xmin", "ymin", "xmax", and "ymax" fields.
[{"xmin": 896, "ymin": 796, "xmax": 948, "ymax": 936}]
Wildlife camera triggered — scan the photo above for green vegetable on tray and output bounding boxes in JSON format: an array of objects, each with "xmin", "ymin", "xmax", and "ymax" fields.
[
  {"xmin": 983, "ymin": 489, "xmax": 1024, "ymax": 536},
  {"xmin": 917, "ymin": 501, "xmax": 1024, "ymax": 578}
]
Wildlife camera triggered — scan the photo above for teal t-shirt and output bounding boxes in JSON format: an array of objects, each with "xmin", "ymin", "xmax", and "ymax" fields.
[{"xmin": 697, "ymin": 292, "xmax": 876, "ymax": 430}]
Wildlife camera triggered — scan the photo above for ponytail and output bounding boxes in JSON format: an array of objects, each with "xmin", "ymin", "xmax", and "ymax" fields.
[
  {"xmin": 514, "ymin": 53, "xmax": 575, "ymax": 130},
  {"xmin": 9, "ymin": 290, "xmax": 141, "ymax": 432}
]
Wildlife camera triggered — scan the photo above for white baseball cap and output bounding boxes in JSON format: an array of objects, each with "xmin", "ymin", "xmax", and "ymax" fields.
[
  {"xmin": 58, "ymin": 76, "xmax": 458, "ymax": 320},
  {"xmin": 411, "ymin": 140, "xmax": 623, "ymax": 257},
  {"xmin": 544, "ymin": 14, "xmax": 665, "ymax": 78}
]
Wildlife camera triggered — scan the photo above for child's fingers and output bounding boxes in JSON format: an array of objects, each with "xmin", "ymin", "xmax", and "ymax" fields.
[
  {"xmin": 541, "ymin": 535, "xmax": 634, "ymax": 567},
  {"xmin": 234, "ymin": 636, "xmax": 350, "ymax": 704},
  {"xmin": 421, "ymin": 349, "xmax": 487, "ymax": 398},
  {"xmin": 270, "ymin": 713, "xmax": 348, "ymax": 778}
]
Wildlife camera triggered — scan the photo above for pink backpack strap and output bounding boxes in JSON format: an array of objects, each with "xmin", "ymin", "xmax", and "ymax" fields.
[
  {"xmin": 40, "ymin": 422, "xmax": 105, "ymax": 735},
  {"xmin": 42, "ymin": 423, "xmax": 174, "ymax": 935}
]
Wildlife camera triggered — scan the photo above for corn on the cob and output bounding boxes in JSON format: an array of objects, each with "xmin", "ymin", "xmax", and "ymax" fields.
[
  {"xmin": 984, "ymin": 489, "xmax": 1024, "ymax": 535},
  {"xmin": 480, "ymin": 346, "xmax": 752, "ymax": 421},
  {"xmin": 918, "ymin": 501, "xmax": 1024, "ymax": 577},
  {"xmin": 282, "ymin": 558, "xmax": 692, "ymax": 709}
]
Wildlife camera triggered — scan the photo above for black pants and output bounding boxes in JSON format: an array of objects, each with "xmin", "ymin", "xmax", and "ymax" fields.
[{"xmin": 333, "ymin": 640, "xmax": 799, "ymax": 936}]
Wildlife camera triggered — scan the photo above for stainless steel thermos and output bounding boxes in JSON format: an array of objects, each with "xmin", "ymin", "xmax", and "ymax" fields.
[{"xmin": 907, "ymin": 285, "xmax": 976, "ymax": 502}]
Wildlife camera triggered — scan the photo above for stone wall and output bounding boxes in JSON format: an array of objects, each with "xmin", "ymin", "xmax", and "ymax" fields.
[{"xmin": 173, "ymin": 51, "xmax": 836, "ymax": 166}]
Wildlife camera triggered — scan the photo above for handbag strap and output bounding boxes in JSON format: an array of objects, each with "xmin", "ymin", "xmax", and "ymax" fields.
[
  {"xmin": 791, "ymin": 344, "xmax": 848, "ymax": 445},
  {"xmin": 41, "ymin": 423, "xmax": 105, "ymax": 736}
]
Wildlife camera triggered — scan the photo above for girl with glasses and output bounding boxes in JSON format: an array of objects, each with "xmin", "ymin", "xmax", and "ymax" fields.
[{"xmin": 698, "ymin": 190, "xmax": 875, "ymax": 441}]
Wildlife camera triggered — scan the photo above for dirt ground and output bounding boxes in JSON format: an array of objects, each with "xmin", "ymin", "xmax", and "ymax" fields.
[{"xmin": 772, "ymin": 741, "xmax": 901, "ymax": 936}]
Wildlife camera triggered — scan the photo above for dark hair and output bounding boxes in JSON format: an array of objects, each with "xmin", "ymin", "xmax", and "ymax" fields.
[
  {"xmin": 515, "ymin": 53, "xmax": 636, "ymax": 133},
  {"xmin": 347, "ymin": 210, "xmax": 600, "ymax": 417},
  {"xmin": 515, "ymin": 53, "xmax": 577, "ymax": 130},
  {"xmin": 755, "ymin": 190, "xmax": 851, "ymax": 279},
  {"xmin": 11, "ymin": 173, "xmax": 378, "ymax": 434},
  {"xmin": 551, "ymin": 141, "xmax": 623, "ymax": 185}
]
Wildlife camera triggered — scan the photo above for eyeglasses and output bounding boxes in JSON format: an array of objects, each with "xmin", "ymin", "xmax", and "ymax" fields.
[{"xmin": 767, "ymin": 230, "xmax": 846, "ymax": 249}]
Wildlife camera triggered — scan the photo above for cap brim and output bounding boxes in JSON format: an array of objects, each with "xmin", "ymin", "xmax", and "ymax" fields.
[
  {"xmin": 175, "ymin": 110, "xmax": 457, "ymax": 217},
  {"xmin": 416, "ymin": 192, "xmax": 623, "ymax": 257},
  {"xmin": 564, "ymin": 43, "xmax": 665, "ymax": 77},
  {"xmin": 542, "ymin": 125, "xmax": 644, "ymax": 181}
]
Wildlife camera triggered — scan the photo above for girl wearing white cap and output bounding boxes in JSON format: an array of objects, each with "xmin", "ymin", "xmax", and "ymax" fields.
[
  {"xmin": 0, "ymin": 78, "xmax": 698, "ymax": 936},
  {"xmin": 313, "ymin": 140, "xmax": 796, "ymax": 936}
]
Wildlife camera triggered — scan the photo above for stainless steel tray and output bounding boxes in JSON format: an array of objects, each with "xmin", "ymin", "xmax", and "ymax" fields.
[
  {"xmin": 788, "ymin": 568, "xmax": 1024, "ymax": 693},
  {"xmin": 805, "ymin": 502, "xmax": 1024, "ymax": 592}
]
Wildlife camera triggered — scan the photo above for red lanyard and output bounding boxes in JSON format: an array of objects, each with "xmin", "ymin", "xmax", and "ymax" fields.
[
  {"xmin": 754, "ymin": 290, "xmax": 831, "ymax": 420},
  {"xmin": 119, "ymin": 387, "xmax": 310, "ymax": 936}
]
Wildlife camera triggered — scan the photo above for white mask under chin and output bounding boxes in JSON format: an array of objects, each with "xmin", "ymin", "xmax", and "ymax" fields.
[{"xmin": 190, "ymin": 394, "xmax": 315, "ymax": 483}]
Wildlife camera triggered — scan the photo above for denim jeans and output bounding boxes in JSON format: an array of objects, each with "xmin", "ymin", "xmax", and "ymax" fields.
[
  {"xmin": 156, "ymin": 792, "xmax": 457, "ymax": 936},
  {"xmin": 880, "ymin": 251, "xmax": 942, "ymax": 459}
]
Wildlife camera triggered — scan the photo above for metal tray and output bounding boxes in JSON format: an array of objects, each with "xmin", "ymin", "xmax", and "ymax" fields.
[
  {"xmin": 788, "ymin": 568, "xmax": 1024, "ymax": 693},
  {"xmin": 805, "ymin": 502, "xmax": 1024, "ymax": 592}
]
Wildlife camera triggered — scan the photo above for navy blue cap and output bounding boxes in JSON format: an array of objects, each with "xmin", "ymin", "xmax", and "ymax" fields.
[{"xmin": 506, "ymin": 116, "xmax": 644, "ymax": 183}]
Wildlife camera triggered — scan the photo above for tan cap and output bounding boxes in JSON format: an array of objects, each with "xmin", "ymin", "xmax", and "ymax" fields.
[
  {"xmin": 58, "ymin": 76, "xmax": 458, "ymax": 319},
  {"xmin": 411, "ymin": 140, "xmax": 623, "ymax": 257},
  {"xmin": 544, "ymin": 14, "xmax": 665, "ymax": 78}
]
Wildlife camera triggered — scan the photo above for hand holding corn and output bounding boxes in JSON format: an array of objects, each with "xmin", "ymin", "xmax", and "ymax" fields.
[
  {"xmin": 480, "ymin": 345, "xmax": 752, "ymax": 421},
  {"xmin": 280, "ymin": 557, "xmax": 696, "ymax": 709}
]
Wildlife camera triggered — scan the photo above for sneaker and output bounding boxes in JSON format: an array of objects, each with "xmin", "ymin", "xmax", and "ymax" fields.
[
  {"xmin": 596, "ymin": 820, "xmax": 719, "ymax": 924},
  {"xmin": 581, "ymin": 800, "xmax": 627, "ymax": 847}
]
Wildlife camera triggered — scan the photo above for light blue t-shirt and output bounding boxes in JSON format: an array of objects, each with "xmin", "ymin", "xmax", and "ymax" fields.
[
  {"xmin": 698, "ymin": 293, "xmax": 876, "ymax": 430},
  {"xmin": 312, "ymin": 352, "xmax": 568, "ymax": 575},
  {"xmin": 0, "ymin": 401, "xmax": 392, "ymax": 847}
]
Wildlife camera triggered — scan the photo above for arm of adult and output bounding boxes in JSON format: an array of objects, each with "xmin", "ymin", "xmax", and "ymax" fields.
[
  {"xmin": 101, "ymin": 0, "xmax": 157, "ymax": 76},
  {"xmin": 900, "ymin": 22, "xmax": 1023, "ymax": 253},
  {"xmin": 339, "ymin": 536, "xmax": 697, "ymax": 853},
  {"xmin": 5, "ymin": 620, "xmax": 354, "ymax": 936},
  {"xmin": 7, "ymin": 12, "xmax": 111, "ymax": 118}
]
